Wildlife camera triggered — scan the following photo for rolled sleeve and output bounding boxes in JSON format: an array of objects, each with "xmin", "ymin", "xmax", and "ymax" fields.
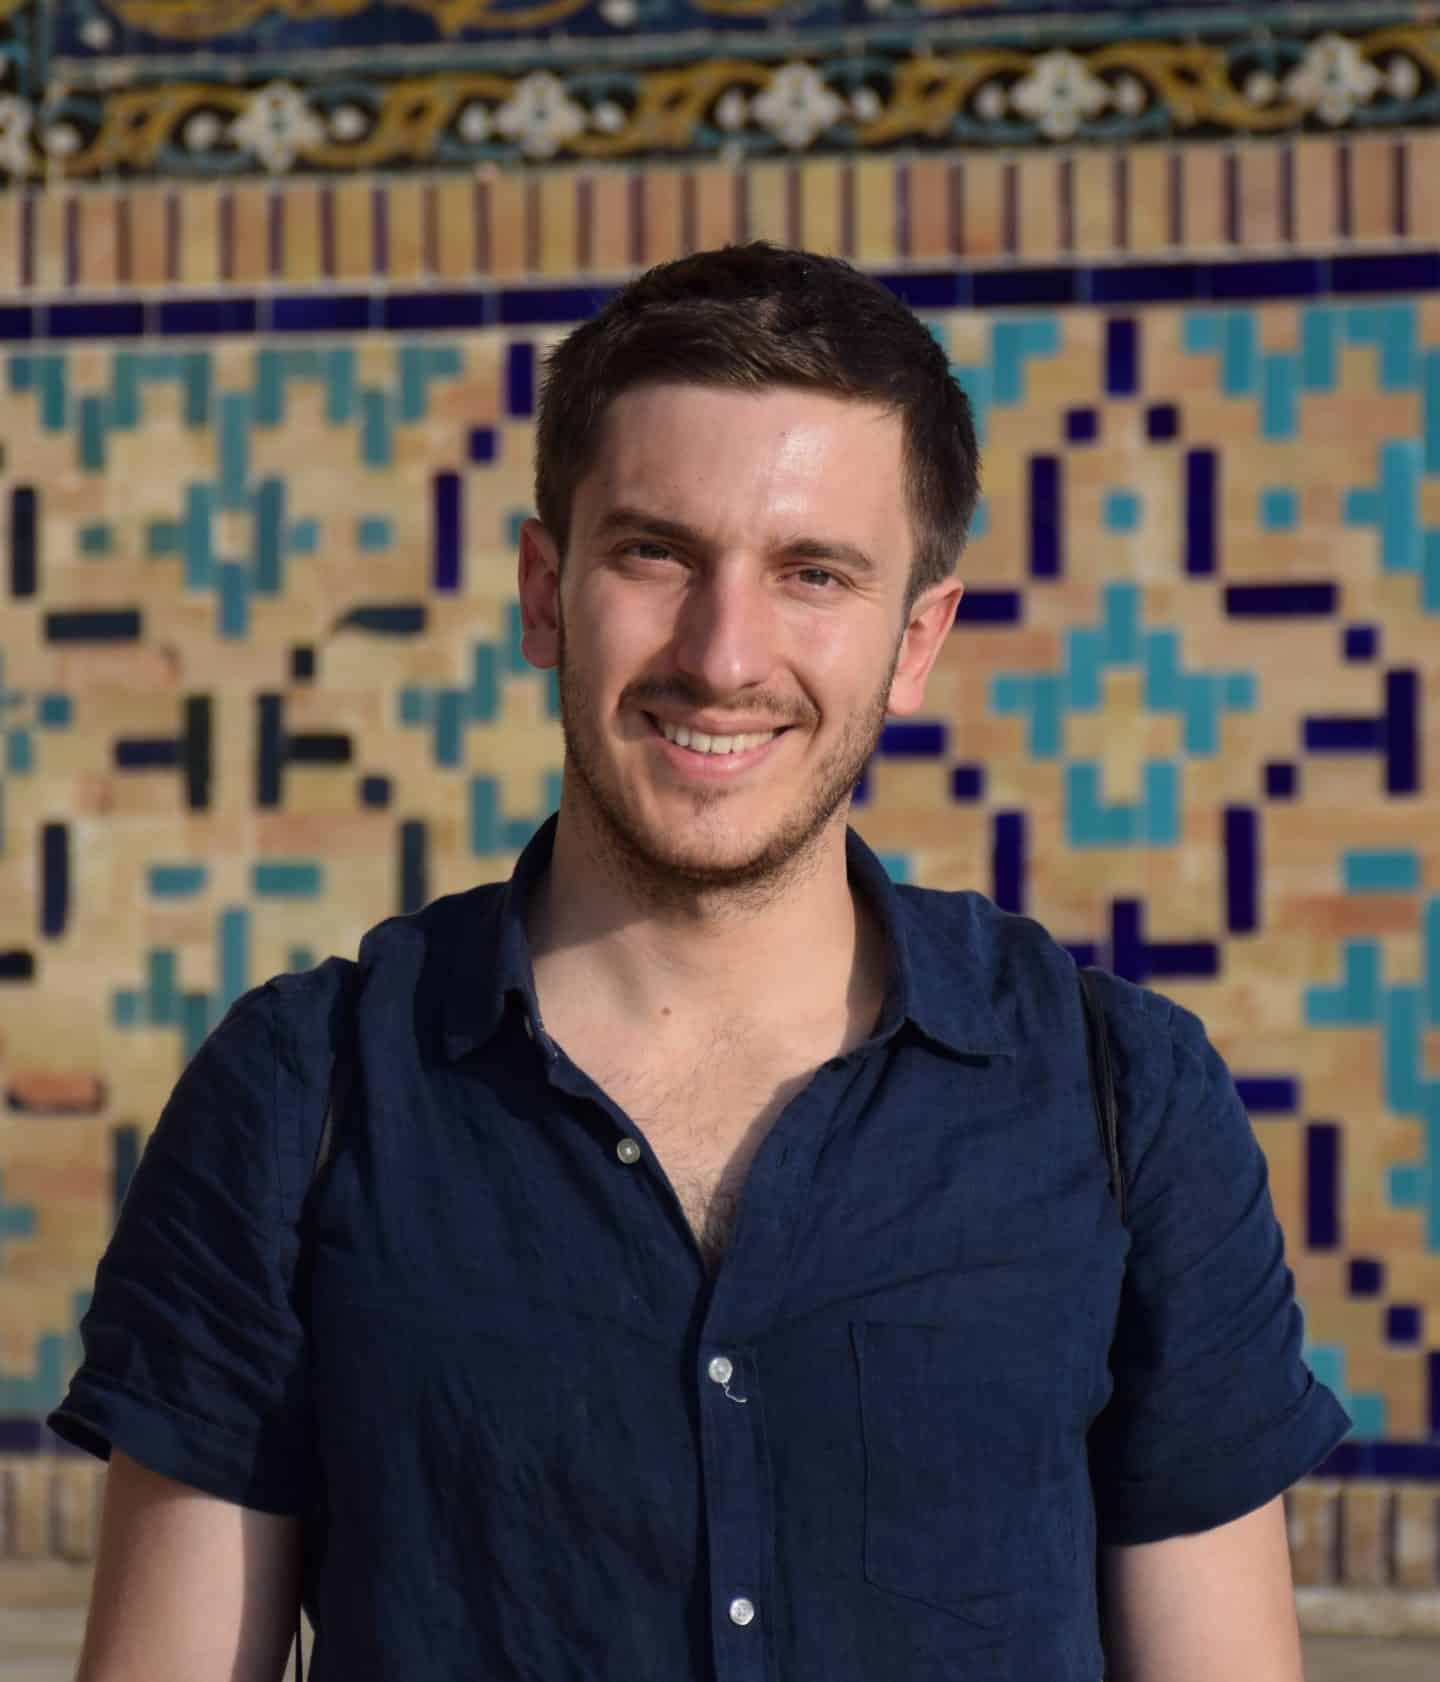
[
  {"xmin": 1087, "ymin": 983, "xmax": 1353, "ymax": 1545},
  {"xmin": 46, "ymin": 984, "xmax": 309, "ymax": 1515}
]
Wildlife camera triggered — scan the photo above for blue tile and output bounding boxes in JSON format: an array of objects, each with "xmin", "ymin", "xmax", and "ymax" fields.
[
  {"xmin": 1225, "ymin": 804, "xmax": 1258, "ymax": 933},
  {"xmin": 1386, "ymin": 1305, "xmax": 1422, "ymax": 1344},
  {"xmin": 1379, "ymin": 440, "xmax": 1421, "ymax": 573},
  {"xmin": 157, "ymin": 298, "xmax": 258, "ymax": 336},
  {"xmin": 271, "ymin": 293, "xmax": 369, "ymax": 333},
  {"xmin": 1102, "ymin": 489, "xmax": 1140, "ymax": 533},
  {"xmin": 1259, "ymin": 487, "xmax": 1297, "ymax": 530},
  {"xmin": 1064, "ymin": 406, "xmax": 1098, "ymax": 444},
  {"xmin": 0, "ymin": 307, "xmax": 33, "ymax": 341},
  {"xmin": 433, "ymin": 471, "xmax": 462, "ymax": 592},
  {"xmin": 1220, "ymin": 311, "xmax": 1259, "ymax": 395},
  {"xmin": 1300, "ymin": 307, "xmax": 1339, "ymax": 392},
  {"xmin": 879, "ymin": 722, "xmax": 946, "ymax": 756},
  {"xmin": 36, "ymin": 694, "xmax": 71, "ymax": 727},
  {"xmin": 218, "ymin": 907, "xmax": 249, "ymax": 1010},
  {"xmin": 254, "ymin": 479, "xmax": 284, "ymax": 595},
  {"xmin": 1349, "ymin": 1257, "xmax": 1385, "ymax": 1295},
  {"xmin": 360, "ymin": 774, "xmax": 391, "ymax": 808},
  {"xmin": 1101, "ymin": 582, "xmax": 1141, "ymax": 663},
  {"xmin": 1064, "ymin": 626, "xmax": 1103, "ymax": 710},
  {"xmin": 357, "ymin": 515, "xmax": 392, "ymax": 551},
  {"xmin": 324, "ymin": 346, "xmax": 355, "ymax": 425},
  {"xmin": 148, "ymin": 865, "xmax": 207, "ymax": 898},
  {"xmin": 954, "ymin": 588, "xmax": 1021, "ymax": 625},
  {"xmin": 1144, "ymin": 402, "xmax": 1178, "ymax": 441},
  {"xmin": 1332, "ymin": 251, "xmax": 1440, "ymax": 294},
  {"xmin": 468, "ymin": 426, "xmax": 496, "ymax": 464},
  {"xmin": 1344, "ymin": 623, "xmax": 1378, "ymax": 660},
  {"xmin": 1209, "ymin": 257, "xmax": 1325, "ymax": 301},
  {"xmin": 253, "ymin": 862, "xmax": 323, "ymax": 898},
  {"xmin": 1029, "ymin": 455, "xmax": 1062, "ymax": 577},
  {"xmin": 1104, "ymin": 317, "xmax": 1138, "ymax": 396},
  {"xmin": 1423, "ymin": 351, "xmax": 1440, "ymax": 475},
  {"xmin": 506, "ymin": 342, "xmax": 535, "ymax": 417},
  {"xmin": 1141, "ymin": 760, "xmax": 1179, "ymax": 845},
  {"xmin": 875, "ymin": 270, "xmax": 960, "ymax": 310},
  {"xmin": 1260, "ymin": 353, "xmax": 1297, "ymax": 439},
  {"xmin": 1344, "ymin": 849, "xmax": 1420, "ymax": 894},
  {"xmin": 383, "ymin": 290, "xmax": 490, "ymax": 331},
  {"xmin": 497, "ymin": 285, "xmax": 617, "ymax": 326},
  {"xmin": 971, "ymin": 267, "xmax": 1075, "ymax": 308},
  {"xmin": 1184, "ymin": 449, "xmax": 1217, "ymax": 575},
  {"xmin": 950, "ymin": 765, "xmax": 985, "ymax": 800},
  {"xmin": 1182, "ymin": 311, "xmax": 1221, "ymax": 355},
  {"xmin": 1306, "ymin": 1122, "xmax": 1340, "ymax": 1248},
  {"xmin": 469, "ymin": 775, "xmax": 500, "ymax": 854},
  {"xmin": 1225, "ymin": 582, "xmax": 1336, "ymax": 616},
  {"xmin": 45, "ymin": 301, "xmax": 144, "ymax": 339},
  {"xmin": 360, "ymin": 388, "xmax": 391, "ymax": 467},
  {"xmin": 1089, "ymin": 263, "xmax": 1201, "ymax": 306}
]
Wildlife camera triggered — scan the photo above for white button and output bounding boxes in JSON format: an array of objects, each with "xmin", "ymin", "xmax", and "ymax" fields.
[
  {"xmin": 616, "ymin": 1137, "xmax": 641, "ymax": 1164},
  {"xmin": 707, "ymin": 1355, "xmax": 733, "ymax": 1385},
  {"xmin": 729, "ymin": 1597, "xmax": 755, "ymax": 1626}
]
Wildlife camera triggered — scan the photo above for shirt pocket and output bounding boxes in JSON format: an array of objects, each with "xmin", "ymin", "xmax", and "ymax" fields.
[{"xmin": 852, "ymin": 1318, "xmax": 1085, "ymax": 1630}]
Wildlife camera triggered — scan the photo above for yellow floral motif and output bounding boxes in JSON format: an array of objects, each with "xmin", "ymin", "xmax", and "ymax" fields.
[{"xmin": 35, "ymin": 25, "xmax": 1440, "ymax": 178}]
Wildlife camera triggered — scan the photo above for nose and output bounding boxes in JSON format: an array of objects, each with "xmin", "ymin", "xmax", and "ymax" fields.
[{"xmin": 668, "ymin": 567, "xmax": 777, "ymax": 701}]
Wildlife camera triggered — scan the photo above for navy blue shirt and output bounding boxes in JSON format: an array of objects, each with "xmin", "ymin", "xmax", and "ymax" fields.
[{"xmin": 49, "ymin": 813, "xmax": 1351, "ymax": 1681}]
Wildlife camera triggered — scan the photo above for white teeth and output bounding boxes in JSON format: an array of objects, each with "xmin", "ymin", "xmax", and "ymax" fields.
[{"xmin": 656, "ymin": 718, "xmax": 778, "ymax": 756}]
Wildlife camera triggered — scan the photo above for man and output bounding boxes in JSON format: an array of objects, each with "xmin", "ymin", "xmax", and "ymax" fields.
[{"xmin": 50, "ymin": 242, "xmax": 1350, "ymax": 1682}]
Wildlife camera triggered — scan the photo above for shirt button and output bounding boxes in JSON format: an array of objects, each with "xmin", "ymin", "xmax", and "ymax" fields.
[
  {"xmin": 616, "ymin": 1137, "xmax": 641, "ymax": 1164},
  {"xmin": 707, "ymin": 1355, "xmax": 733, "ymax": 1385},
  {"xmin": 729, "ymin": 1597, "xmax": 755, "ymax": 1626}
]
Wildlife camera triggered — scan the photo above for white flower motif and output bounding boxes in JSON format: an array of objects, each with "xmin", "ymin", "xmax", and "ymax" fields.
[
  {"xmin": 329, "ymin": 104, "xmax": 368, "ymax": 141},
  {"xmin": 1112, "ymin": 74, "xmax": 1147, "ymax": 116},
  {"xmin": 600, "ymin": 0, "xmax": 638, "ymax": 24},
  {"xmin": 492, "ymin": 71, "xmax": 586, "ymax": 160},
  {"xmin": 1283, "ymin": 33, "xmax": 1381, "ymax": 126},
  {"xmin": 1387, "ymin": 55, "xmax": 1421, "ymax": 101},
  {"xmin": 715, "ymin": 88, "xmax": 748, "ymax": 131},
  {"xmin": 230, "ymin": 80, "xmax": 325, "ymax": 173},
  {"xmin": 457, "ymin": 102, "xmax": 491, "ymax": 142},
  {"xmin": 0, "ymin": 95, "xmax": 35, "ymax": 177},
  {"xmin": 42, "ymin": 122, "xmax": 82, "ymax": 156},
  {"xmin": 184, "ymin": 111, "xmax": 222, "ymax": 151},
  {"xmin": 851, "ymin": 86, "xmax": 882, "ymax": 123},
  {"xmin": 1244, "ymin": 69, "xmax": 1277, "ymax": 105},
  {"xmin": 975, "ymin": 81, "xmax": 1007, "ymax": 121},
  {"xmin": 81, "ymin": 17, "xmax": 114, "ymax": 48},
  {"xmin": 750, "ymin": 62, "xmax": 846, "ymax": 152},
  {"xmin": 591, "ymin": 101, "xmax": 626, "ymax": 133},
  {"xmin": 1010, "ymin": 49, "xmax": 1109, "ymax": 140}
]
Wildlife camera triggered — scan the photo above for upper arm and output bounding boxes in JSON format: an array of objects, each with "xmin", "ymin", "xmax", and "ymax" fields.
[
  {"xmin": 1098, "ymin": 1495, "xmax": 1304, "ymax": 1682},
  {"xmin": 75, "ymin": 1446, "xmax": 301, "ymax": 1682}
]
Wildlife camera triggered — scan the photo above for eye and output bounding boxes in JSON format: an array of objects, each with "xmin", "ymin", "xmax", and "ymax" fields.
[
  {"xmin": 625, "ymin": 541, "xmax": 675, "ymax": 561},
  {"xmin": 795, "ymin": 567, "xmax": 840, "ymax": 590}
]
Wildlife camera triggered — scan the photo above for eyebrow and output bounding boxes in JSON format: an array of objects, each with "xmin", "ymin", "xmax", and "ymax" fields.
[{"xmin": 590, "ymin": 504, "xmax": 882, "ymax": 579}]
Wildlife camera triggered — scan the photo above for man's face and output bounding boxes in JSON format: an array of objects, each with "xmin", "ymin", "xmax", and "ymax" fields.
[{"xmin": 519, "ymin": 382, "xmax": 962, "ymax": 891}]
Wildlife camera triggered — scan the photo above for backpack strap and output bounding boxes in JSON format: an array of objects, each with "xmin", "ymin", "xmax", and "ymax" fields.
[{"xmin": 1078, "ymin": 965, "xmax": 1125, "ymax": 1226}]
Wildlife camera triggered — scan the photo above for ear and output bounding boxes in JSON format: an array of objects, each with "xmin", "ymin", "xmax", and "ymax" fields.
[
  {"xmin": 518, "ymin": 518, "xmax": 563, "ymax": 671},
  {"xmin": 886, "ymin": 579, "xmax": 964, "ymax": 718}
]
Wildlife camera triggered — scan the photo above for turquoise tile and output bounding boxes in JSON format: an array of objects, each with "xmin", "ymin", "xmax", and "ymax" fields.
[
  {"xmin": 545, "ymin": 668, "xmax": 560, "ymax": 719},
  {"xmin": 1102, "ymin": 582, "xmax": 1140, "ymax": 663},
  {"xmin": 951, "ymin": 363, "xmax": 991, "ymax": 444},
  {"xmin": 288, "ymin": 946, "xmax": 315, "ymax": 972},
  {"xmin": 1425, "ymin": 897, "xmax": 1440, "ymax": 1025},
  {"xmin": 1179, "ymin": 671, "xmax": 1218, "ymax": 754},
  {"xmin": 504, "ymin": 508, "xmax": 530, "ymax": 547},
  {"xmin": 1305, "ymin": 1343, "xmax": 1345, "ymax": 1395},
  {"xmin": 1379, "ymin": 440, "xmax": 1420, "ymax": 573},
  {"xmin": 1344, "ymin": 487, "xmax": 1381, "ymax": 526},
  {"xmin": 77, "ymin": 394, "xmax": 107, "ymax": 471},
  {"xmin": 1388, "ymin": 1162, "xmax": 1423, "ymax": 1208},
  {"xmin": 543, "ymin": 768, "xmax": 563, "ymax": 811},
  {"xmin": 1426, "ymin": 1083, "xmax": 1440, "ymax": 1250},
  {"xmin": 289, "ymin": 518, "xmax": 318, "ymax": 554},
  {"xmin": 6, "ymin": 729, "xmax": 31, "ymax": 773},
  {"xmin": 183, "ymin": 483, "xmax": 214, "ymax": 590},
  {"xmin": 968, "ymin": 499, "xmax": 988, "ymax": 538},
  {"xmin": 253, "ymin": 861, "xmax": 323, "ymax": 898},
  {"xmin": 282, "ymin": 348, "xmax": 324, "ymax": 380},
  {"xmin": 1102, "ymin": 489, "xmax": 1141, "ymax": 533},
  {"xmin": 1065, "ymin": 762, "xmax": 1117, "ymax": 847},
  {"xmin": 428, "ymin": 344, "xmax": 463, "ymax": 379},
  {"xmin": 218, "ymin": 907, "xmax": 249, "ymax": 1011},
  {"xmin": 255, "ymin": 347, "xmax": 285, "ymax": 425},
  {"xmin": 504, "ymin": 816, "xmax": 540, "ymax": 850},
  {"xmin": 1064, "ymin": 626, "xmax": 1104, "ymax": 710},
  {"xmin": 1343, "ymin": 849, "xmax": 1420, "ymax": 893},
  {"xmin": 1141, "ymin": 760, "xmax": 1180, "ymax": 845},
  {"xmin": 398, "ymin": 685, "xmax": 429, "ymax": 726},
  {"xmin": 148, "ymin": 864, "xmax": 207, "ymax": 897},
  {"xmin": 398, "ymin": 343, "xmax": 428, "ymax": 423},
  {"xmin": 146, "ymin": 949, "xmax": 179, "ymax": 1027},
  {"xmin": 434, "ymin": 688, "xmax": 464, "ymax": 766},
  {"xmin": 217, "ymin": 391, "xmax": 252, "ymax": 510},
  {"xmin": 36, "ymin": 354, "xmax": 68, "ymax": 430},
  {"xmin": 1260, "ymin": 354, "xmax": 1297, "ymax": 440},
  {"xmin": 1304, "ymin": 942, "xmax": 1381, "ymax": 1026},
  {"xmin": 1259, "ymin": 487, "xmax": 1297, "ymax": 531},
  {"xmin": 112, "ymin": 989, "xmax": 141, "ymax": 1029},
  {"xmin": 1142, "ymin": 629, "xmax": 1180, "ymax": 709},
  {"xmin": 1030, "ymin": 673, "xmax": 1063, "ymax": 757},
  {"xmin": 37, "ymin": 694, "xmax": 71, "ymax": 728},
  {"xmin": 360, "ymin": 387, "xmax": 392, "ymax": 467},
  {"xmin": 469, "ymin": 776, "xmax": 500, "ymax": 854},
  {"xmin": 467, "ymin": 643, "xmax": 499, "ymax": 722},
  {"xmin": 1220, "ymin": 312, "xmax": 1258, "ymax": 395},
  {"xmin": 1347, "ymin": 1393, "xmax": 1387, "ymax": 1437},
  {"xmin": 111, "ymin": 352, "xmax": 142, "ymax": 428},
  {"xmin": 877, "ymin": 852, "xmax": 912, "ymax": 883},
  {"xmin": 79, "ymin": 522, "xmax": 111, "ymax": 554},
  {"xmin": 1224, "ymin": 672, "xmax": 1256, "ymax": 711},
  {"xmin": 254, "ymin": 479, "xmax": 285, "ymax": 595},
  {"xmin": 1425, "ymin": 530, "xmax": 1440, "ymax": 613},
  {"xmin": 217, "ymin": 561, "xmax": 249, "ymax": 638},
  {"xmin": 357, "ymin": 515, "xmax": 392, "ymax": 551},
  {"xmin": 1300, "ymin": 307, "xmax": 1338, "ymax": 391},
  {"xmin": 324, "ymin": 346, "xmax": 356, "ymax": 425},
  {"xmin": 504, "ymin": 600, "xmax": 527, "ymax": 676},
  {"xmin": 6, "ymin": 353, "xmax": 32, "ymax": 392},
  {"xmin": 991, "ymin": 318, "xmax": 1057, "ymax": 405},
  {"xmin": 181, "ymin": 992, "xmax": 212, "ymax": 1063},
  {"xmin": 1181, "ymin": 312, "xmax": 1220, "ymax": 354},
  {"xmin": 180, "ymin": 351, "xmax": 210, "ymax": 428},
  {"xmin": 1424, "ymin": 350, "xmax": 1440, "ymax": 475},
  {"xmin": 1346, "ymin": 303, "xmax": 1418, "ymax": 391},
  {"xmin": 1385, "ymin": 986, "xmax": 1423, "ymax": 1115},
  {"xmin": 147, "ymin": 518, "xmax": 180, "ymax": 556}
]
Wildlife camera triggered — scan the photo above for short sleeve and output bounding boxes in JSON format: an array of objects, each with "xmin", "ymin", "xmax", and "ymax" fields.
[
  {"xmin": 45, "ymin": 983, "xmax": 310, "ymax": 1515},
  {"xmin": 1086, "ymin": 979, "xmax": 1353, "ymax": 1545}
]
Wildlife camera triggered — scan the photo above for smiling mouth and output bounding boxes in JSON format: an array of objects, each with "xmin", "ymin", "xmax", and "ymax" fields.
[{"xmin": 643, "ymin": 712, "xmax": 791, "ymax": 759}]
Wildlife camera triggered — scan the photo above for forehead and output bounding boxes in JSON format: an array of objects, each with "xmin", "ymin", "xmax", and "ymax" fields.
[{"xmin": 574, "ymin": 383, "xmax": 909, "ymax": 545}]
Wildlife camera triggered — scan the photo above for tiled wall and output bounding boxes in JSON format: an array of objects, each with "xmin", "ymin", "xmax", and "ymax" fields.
[{"xmin": 2, "ymin": 0, "xmax": 1439, "ymax": 1588}]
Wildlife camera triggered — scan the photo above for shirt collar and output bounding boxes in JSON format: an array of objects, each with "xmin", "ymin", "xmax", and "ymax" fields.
[{"xmin": 440, "ymin": 811, "xmax": 1014, "ymax": 1063}]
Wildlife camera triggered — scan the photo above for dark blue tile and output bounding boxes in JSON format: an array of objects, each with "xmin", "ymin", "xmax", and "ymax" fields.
[
  {"xmin": 1147, "ymin": 942, "xmax": 1220, "ymax": 978},
  {"xmin": 972, "ymin": 266, "xmax": 1076, "ymax": 308},
  {"xmin": 1386, "ymin": 668, "xmax": 1419, "ymax": 794},
  {"xmin": 40, "ymin": 821, "xmax": 68, "ymax": 938},
  {"xmin": 950, "ymin": 764, "xmax": 985, "ymax": 800},
  {"xmin": 1110, "ymin": 898, "xmax": 1144, "ymax": 983},
  {"xmin": 954, "ymin": 589, "xmax": 1022, "ymax": 625},
  {"xmin": 1184, "ymin": 449, "xmax": 1217, "ymax": 576},
  {"xmin": 9, "ymin": 485, "xmax": 37, "ymax": 599},
  {"xmin": 1145, "ymin": 403, "xmax": 1178, "ymax": 442},
  {"xmin": 290, "ymin": 645, "xmax": 315, "ymax": 681},
  {"xmin": 156, "ymin": 297, "xmax": 258, "ymax": 336},
  {"xmin": 271, "ymin": 293, "xmax": 370, "ymax": 333},
  {"xmin": 1062, "ymin": 942, "xmax": 1101, "ymax": 969},
  {"xmin": 1087, "ymin": 263, "xmax": 1202, "ymax": 306},
  {"xmin": 0, "ymin": 305, "xmax": 33, "ymax": 340},
  {"xmin": 45, "ymin": 609, "xmax": 142, "ymax": 641},
  {"xmin": 1318, "ymin": 1440, "xmax": 1440, "ymax": 1478},
  {"xmin": 433, "ymin": 471, "xmax": 462, "ymax": 593},
  {"xmin": 1208, "ymin": 257, "xmax": 1326, "ymax": 301},
  {"xmin": 1065, "ymin": 406, "xmax": 1099, "ymax": 444},
  {"xmin": 1306, "ymin": 1121, "xmax": 1340, "ymax": 1248},
  {"xmin": 879, "ymin": 722, "xmax": 946, "ymax": 757},
  {"xmin": 1305, "ymin": 716, "xmax": 1383, "ymax": 751},
  {"xmin": 338, "ymin": 604, "xmax": 426, "ymax": 634},
  {"xmin": 1332, "ymin": 251, "xmax": 1440, "ymax": 295},
  {"xmin": 851, "ymin": 767, "xmax": 871, "ymax": 806},
  {"xmin": 44, "ymin": 300, "xmax": 145, "ymax": 339},
  {"xmin": 1348, "ymin": 1257, "xmax": 1384, "ymax": 1296},
  {"xmin": 497, "ymin": 285, "xmax": 617, "ymax": 326},
  {"xmin": 257, "ymin": 693, "xmax": 283, "ymax": 807},
  {"xmin": 1225, "ymin": 805, "xmax": 1258, "ymax": 934},
  {"xmin": 182, "ymin": 696, "xmax": 211, "ymax": 811},
  {"xmin": 1344, "ymin": 623, "xmax": 1378, "ymax": 661},
  {"xmin": 468, "ymin": 426, "xmax": 496, "ymax": 464},
  {"xmin": 360, "ymin": 774, "xmax": 392, "ymax": 809},
  {"xmin": 1264, "ymin": 761, "xmax": 1297, "ymax": 798},
  {"xmin": 115, "ymin": 738, "xmax": 178, "ymax": 768},
  {"xmin": 873, "ymin": 270, "xmax": 959, "ymax": 310},
  {"xmin": 383, "ymin": 289, "xmax": 490, "ymax": 331},
  {"xmin": 400, "ymin": 818, "xmax": 428, "ymax": 913},
  {"xmin": 506, "ymin": 342, "xmax": 534, "ymax": 417},
  {"xmin": 1235, "ymin": 1076, "xmax": 1298, "ymax": 1113},
  {"xmin": 288, "ymin": 732, "xmax": 352, "ymax": 764},
  {"xmin": 1104, "ymin": 317, "xmax": 1138, "ymax": 396},
  {"xmin": 1386, "ymin": 1304, "xmax": 1421, "ymax": 1344},
  {"xmin": 1225, "ymin": 582, "xmax": 1337, "ymax": 616},
  {"xmin": 991, "ymin": 811, "xmax": 1026, "ymax": 915},
  {"xmin": 1029, "ymin": 455, "xmax": 1062, "ymax": 578}
]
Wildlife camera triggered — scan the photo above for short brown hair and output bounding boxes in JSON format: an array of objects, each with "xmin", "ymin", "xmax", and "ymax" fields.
[{"xmin": 533, "ymin": 242, "xmax": 980, "ymax": 615}]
